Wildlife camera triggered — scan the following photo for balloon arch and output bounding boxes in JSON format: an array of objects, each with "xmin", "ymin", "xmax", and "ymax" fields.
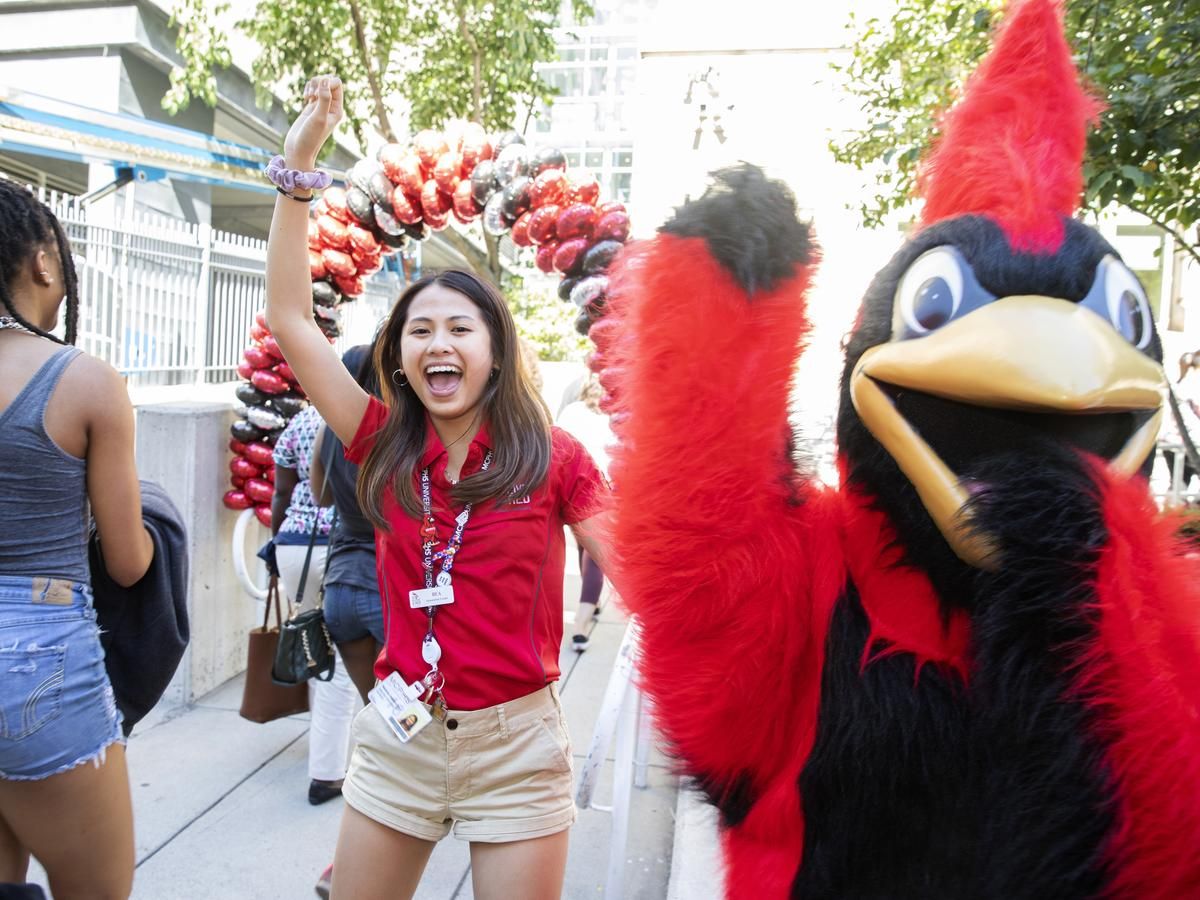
[{"xmin": 223, "ymin": 124, "xmax": 631, "ymax": 519}]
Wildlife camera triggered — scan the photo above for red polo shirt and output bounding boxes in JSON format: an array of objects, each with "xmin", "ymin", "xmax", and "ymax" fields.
[{"xmin": 346, "ymin": 396, "xmax": 608, "ymax": 710}]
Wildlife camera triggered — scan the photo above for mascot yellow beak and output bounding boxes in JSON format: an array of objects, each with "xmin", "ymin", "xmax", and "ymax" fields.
[{"xmin": 850, "ymin": 295, "xmax": 1166, "ymax": 569}]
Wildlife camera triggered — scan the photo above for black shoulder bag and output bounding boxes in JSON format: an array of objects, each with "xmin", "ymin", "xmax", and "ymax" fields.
[{"xmin": 271, "ymin": 499, "xmax": 337, "ymax": 686}]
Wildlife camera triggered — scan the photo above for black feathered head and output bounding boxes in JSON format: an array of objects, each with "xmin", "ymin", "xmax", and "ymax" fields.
[{"xmin": 835, "ymin": 0, "xmax": 1166, "ymax": 572}]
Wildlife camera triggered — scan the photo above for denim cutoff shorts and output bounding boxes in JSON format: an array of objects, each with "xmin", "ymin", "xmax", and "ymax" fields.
[
  {"xmin": 0, "ymin": 575, "xmax": 123, "ymax": 781},
  {"xmin": 324, "ymin": 582, "xmax": 386, "ymax": 645}
]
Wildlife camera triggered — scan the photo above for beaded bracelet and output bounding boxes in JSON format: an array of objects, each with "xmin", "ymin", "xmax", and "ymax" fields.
[
  {"xmin": 265, "ymin": 155, "xmax": 332, "ymax": 194},
  {"xmin": 276, "ymin": 186, "xmax": 314, "ymax": 203}
]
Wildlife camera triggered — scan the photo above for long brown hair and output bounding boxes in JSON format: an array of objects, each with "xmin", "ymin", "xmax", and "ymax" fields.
[{"xmin": 356, "ymin": 269, "xmax": 551, "ymax": 527}]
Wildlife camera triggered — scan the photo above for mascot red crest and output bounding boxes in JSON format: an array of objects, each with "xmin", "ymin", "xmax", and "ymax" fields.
[{"xmin": 599, "ymin": 1, "xmax": 1200, "ymax": 897}]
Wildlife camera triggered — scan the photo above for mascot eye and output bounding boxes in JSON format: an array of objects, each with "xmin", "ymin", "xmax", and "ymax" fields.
[
  {"xmin": 1081, "ymin": 256, "xmax": 1153, "ymax": 351},
  {"xmin": 893, "ymin": 247, "xmax": 967, "ymax": 339}
]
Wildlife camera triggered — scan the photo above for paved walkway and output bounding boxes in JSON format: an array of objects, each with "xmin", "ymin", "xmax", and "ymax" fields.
[{"xmin": 28, "ymin": 579, "xmax": 684, "ymax": 900}]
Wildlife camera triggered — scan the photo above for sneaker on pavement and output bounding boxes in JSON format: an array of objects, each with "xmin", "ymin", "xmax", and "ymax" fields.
[
  {"xmin": 308, "ymin": 779, "xmax": 343, "ymax": 806},
  {"xmin": 314, "ymin": 863, "xmax": 333, "ymax": 899},
  {"xmin": 572, "ymin": 633, "xmax": 590, "ymax": 652}
]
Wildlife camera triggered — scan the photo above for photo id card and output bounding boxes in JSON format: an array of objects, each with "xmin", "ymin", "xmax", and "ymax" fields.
[
  {"xmin": 410, "ymin": 585, "xmax": 455, "ymax": 609},
  {"xmin": 382, "ymin": 701, "xmax": 432, "ymax": 743}
]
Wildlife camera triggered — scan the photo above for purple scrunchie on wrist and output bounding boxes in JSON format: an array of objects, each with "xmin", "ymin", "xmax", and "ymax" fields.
[{"xmin": 266, "ymin": 155, "xmax": 333, "ymax": 192}]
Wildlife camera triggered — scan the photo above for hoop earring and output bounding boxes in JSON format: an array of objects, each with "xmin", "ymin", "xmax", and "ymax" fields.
[
  {"xmin": 489, "ymin": 368, "xmax": 499, "ymax": 382},
  {"xmin": 392, "ymin": 368, "xmax": 409, "ymax": 387}
]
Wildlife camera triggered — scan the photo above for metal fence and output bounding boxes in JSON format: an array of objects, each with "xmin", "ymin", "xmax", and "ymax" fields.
[{"xmin": 26, "ymin": 185, "xmax": 398, "ymax": 387}]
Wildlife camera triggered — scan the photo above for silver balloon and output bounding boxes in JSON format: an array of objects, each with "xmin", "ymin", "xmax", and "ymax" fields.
[
  {"xmin": 482, "ymin": 191, "xmax": 510, "ymax": 236},
  {"xmin": 312, "ymin": 303, "xmax": 342, "ymax": 324},
  {"xmin": 569, "ymin": 275, "xmax": 608, "ymax": 309},
  {"xmin": 493, "ymin": 144, "xmax": 529, "ymax": 187},
  {"xmin": 245, "ymin": 404, "xmax": 288, "ymax": 432},
  {"xmin": 348, "ymin": 158, "xmax": 384, "ymax": 194}
]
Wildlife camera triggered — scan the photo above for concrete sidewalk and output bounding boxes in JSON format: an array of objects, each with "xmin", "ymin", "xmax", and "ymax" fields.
[{"xmin": 28, "ymin": 582, "xmax": 691, "ymax": 899}]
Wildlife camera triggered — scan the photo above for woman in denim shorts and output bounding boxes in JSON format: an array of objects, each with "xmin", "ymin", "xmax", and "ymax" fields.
[{"xmin": 0, "ymin": 182, "xmax": 153, "ymax": 897}]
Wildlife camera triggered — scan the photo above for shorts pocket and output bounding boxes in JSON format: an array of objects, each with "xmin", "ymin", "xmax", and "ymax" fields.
[
  {"xmin": 0, "ymin": 644, "xmax": 66, "ymax": 740},
  {"xmin": 535, "ymin": 713, "xmax": 573, "ymax": 776}
]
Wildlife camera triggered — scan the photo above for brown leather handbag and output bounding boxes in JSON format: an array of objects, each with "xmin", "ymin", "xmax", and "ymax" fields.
[{"xmin": 239, "ymin": 576, "xmax": 310, "ymax": 723}]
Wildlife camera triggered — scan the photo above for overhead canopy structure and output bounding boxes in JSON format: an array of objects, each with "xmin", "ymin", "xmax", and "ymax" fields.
[{"xmin": 0, "ymin": 85, "xmax": 288, "ymax": 192}]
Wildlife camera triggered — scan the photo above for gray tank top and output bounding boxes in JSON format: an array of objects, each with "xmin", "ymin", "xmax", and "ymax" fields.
[{"xmin": 0, "ymin": 346, "xmax": 89, "ymax": 583}]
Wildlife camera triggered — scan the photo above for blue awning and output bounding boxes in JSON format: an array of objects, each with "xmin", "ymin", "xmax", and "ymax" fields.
[{"xmin": 0, "ymin": 86, "xmax": 282, "ymax": 192}]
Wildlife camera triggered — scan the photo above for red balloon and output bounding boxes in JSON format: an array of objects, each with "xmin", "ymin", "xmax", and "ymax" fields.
[
  {"xmin": 230, "ymin": 456, "xmax": 260, "ymax": 479},
  {"xmin": 309, "ymin": 249, "xmax": 326, "ymax": 280},
  {"xmin": 414, "ymin": 130, "xmax": 449, "ymax": 171},
  {"xmin": 347, "ymin": 222, "xmax": 379, "ymax": 256},
  {"xmin": 223, "ymin": 490, "xmax": 254, "ymax": 510},
  {"xmin": 251, "ymin": 369, "xmax": 288, "ymax": 395},
  {"xmin": 594, "ymin": 210, "xmax": 631, "ymax": 243},
  {"xmin": 433, "ymin": 152, "xmax": 462, "ymax": 194},
  {"xmin": 390, "ymin": 187, "xmax": 423, "ymax": 226},
  {"xmin": 527, "ymin": 204, "xmax": 560, "ymax": 245},
  {"xmin": 244, "ymin": 478, "xmax": 275, "ymax": 505},
  {"xmin": 323, "ymin": 187, "xmax": 351, "ymax": 223},
  {"xmin": 255, "ymin": 311, "xmax": 268, "ymax": 329},
  {"xmin": 529, "ymin": 170, "xmax": 568, "ymax": 209},
  {"xmin": 307, "ymin": 220, "xmax": 322, "ymax": 250},
  {"xmin": 230, "ymin": 475, "xmax": 246, "ymax": 489},
  {"xmin": 452, "ymin": 179, "xmax": 480, "ymax": 219},
  {"xmin": 254, "ymin": 505, "xmax": 273, "ymax": 528},
  {"xmin": 261, "ymin": 335, "xmax": 284, "ymax": 361},
  {"xmin": 423, "ymin": 207, "xmax": 450, "ymax": 232},
  {"xmin": 553, "ymin": 237, "xmax": 591, "ymax": 275},
  {"xmin": 317, "ymin": 214, "xmax": 351, "ymax": 250},
  {"xmin": 511, "ymin": 212, "xmax": 534, "ymax": 248},
  {"xmin": 321, "ymin": 248, "xmax": 356, "ymax": 278},
  {"xmin": 566, "ymin": 174, "xmax": 600, "ymax": 206},
  {"xmin": 243, "ymin": 345, "xmax": 273, "ymax": 369},
  {"xmin": 461, "ymin": 129, "xmax": 493, "ymax": 174},
  {"xmin": 597, "ymin": 201, "xmax": 626, "ymax": 217},
  {"xmin": 358, "ymin": 255, "xmax": 384, "ymax": 277},
  {"xmin": 378, "ymin": 143, "xmax": 408, "ymax": 181},
  {"xmin": 236, "ymin": 361, "xmax": 254, "ymax": 380},
  {"xmin": 311, "ymin": 198, "xmax": 329, "ymax": 219},
  {"xmin": 395, "ymin": 154, "xmax": 426, "ymax": 198},
  {"xmin": 249, "ymin": 322, "xmax": 269, "ymax": 342},
  {"xmin": 243, "ymin": 441, "xmax": 275, "ymax": 467},
  {"xmin": 263, "ymin": 465, "xmax": 275, "ymax": 483},
  {"xmin": 535, "ymin": 242, "xmax": 558, "ymax": 274},
  {"xmin": 556, "ymin": 203, "xmax": 598, "ymax": 241},
  {"xmin": 420, "ymin": 180, "xmax": 451, "ymax": 218},
  {"xmin": 333, "ymin": 273, "xmax": 366, "ymax": 297},
  {"xmin": 229, "ymin": 438, "xmax": 248, "ymax": 455},
  {"xmin": 451, "ymin": 206, "xmax": 475, "ymax": 226},
  {"xmin": 274, "ymin": 361, "xmax": 299, "ymax": 384}
]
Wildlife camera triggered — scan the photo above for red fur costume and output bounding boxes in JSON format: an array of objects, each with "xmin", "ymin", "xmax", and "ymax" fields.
[{"xmin": 593, "ymin": 1, "xmax": 1200, "ymax": 897}]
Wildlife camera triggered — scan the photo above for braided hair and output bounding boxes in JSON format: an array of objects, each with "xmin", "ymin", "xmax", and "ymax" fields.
[{"xmin": 0, "ymin": 180, "xmax": 80, "ymax": 344}]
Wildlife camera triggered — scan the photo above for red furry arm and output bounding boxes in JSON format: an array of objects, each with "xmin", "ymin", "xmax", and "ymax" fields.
[{"xmin": 602, "ymin": 166, "xmax": 822, "ymax": 808}]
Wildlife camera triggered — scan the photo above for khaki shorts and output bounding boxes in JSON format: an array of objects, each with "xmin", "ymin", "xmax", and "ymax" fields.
[{"xmin": 343, "ymin": 684, "xmax": 576, "ymax": 843}]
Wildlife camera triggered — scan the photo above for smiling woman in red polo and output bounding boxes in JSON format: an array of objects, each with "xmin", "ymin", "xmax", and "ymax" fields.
[{"xmin": 267, "ymin": 91, "xmax": 610, "ymax": 898}]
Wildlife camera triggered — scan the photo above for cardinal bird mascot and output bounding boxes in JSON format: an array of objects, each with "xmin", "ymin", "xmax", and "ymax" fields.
[{"xmin": 595, "ymin": 0, "xmax": 1200, "ymax": 897}]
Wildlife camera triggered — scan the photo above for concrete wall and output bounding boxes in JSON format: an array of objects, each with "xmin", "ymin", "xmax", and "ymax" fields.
[{"xmin": 135, "ymin": 400, "xmax": 266, "ymax": 714}]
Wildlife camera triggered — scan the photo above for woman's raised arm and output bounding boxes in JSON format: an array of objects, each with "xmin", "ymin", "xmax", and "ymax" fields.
[{"xmin": 266, "ymin": 75, "xmax": 368, "ymax": 445}]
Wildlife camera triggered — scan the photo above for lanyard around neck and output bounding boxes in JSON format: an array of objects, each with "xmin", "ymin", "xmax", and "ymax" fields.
[{"xmin": 419, "ymin": 449, "xmax": 494, "ymax": 591}]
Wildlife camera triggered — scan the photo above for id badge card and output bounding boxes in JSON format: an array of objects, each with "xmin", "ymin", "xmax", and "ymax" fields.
[
  {"xmin": 369, "ymin": 673, "xmax": 431, "ymax": 742},
  {"xmin": 410, "ymin": 585, "xmax": 455, "ymax": 609},
  {"xmin": 381, "ymin": 700, "xmax": 432, "ymax": 744}
]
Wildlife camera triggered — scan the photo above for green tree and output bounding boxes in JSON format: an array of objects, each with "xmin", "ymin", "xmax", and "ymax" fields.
[
  {"xmin": 164, "ymin": 0, "xmax": 592, "ymax": 279},
  {"xmin": 505, "ymin": 273, "xmax": 591, "ymax": 363},
  {"xmin": 832, "ymin": 1, "xmax": 1200, "ymax": 264}
]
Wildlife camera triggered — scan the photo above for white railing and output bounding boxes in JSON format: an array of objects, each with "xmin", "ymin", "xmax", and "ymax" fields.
[{"xmin": 12, "ymin": 181, "xmax": 398, "ymax": 387}]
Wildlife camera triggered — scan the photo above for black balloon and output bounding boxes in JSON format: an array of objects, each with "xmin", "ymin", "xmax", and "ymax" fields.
[
  {"xmin": 501, "ymin": 176, "xmax": 532, "ymax": 220},
  {"xmin": 348, "ymin": 158, "xmax": 384, "ymax": 195},
  {"xmin": 270, "ymin": 394, "xmax": 307, "ymax": 418},
  {"xmin": 582, "ymin": 240, "xmax": 624, "ymax": 275},
  {"xmin": 471, "ymin": 161, "xmax": 499, "ymax": 208},
  {"xmin": 367, "ymin": 172, "xmax": 396, "ymax": 211},
  {"xmin": 317, "ymin": 317, "xmax": 341, "ymax": 340},
  {"xmin": 373, "ymin": 203, "xmax": 404, "ymax": 236},
  {"xmin": 493, "ymin": 130, "xmax": 525, "ymax": 154},
  {"xmin": 235, "ymin": 383, "xmax": 267, "ymax": 407},
  {"xmin": 379, "ymin": 230, "xmax": 408, "ymax": 249},
  {"xmin": 231, "ymin": 420, "xmax": 265, "ymax": 443},
  {"xmin": 312, "ymin": 281, "xmax": 339, "ymax": 307},
  {"xmin": 558, "ymin": 275, "xmax": 582, "ymax": 302},
  {"xmin": 245, "ymin": 404, "xmax": 287, "ymax": 431},
  {"xmin": 404, "ymin": 221, "xmax": 431, "ymax": 242},
  {"xmin": 573, "ymin": 309, "xmax": 592, "ymax": 336},
  {"xmin": 531, "ymin": 146, "xmax": 566, "ymax": 174},
  {"xmin": 346, "ymin": 188, "xmax": 376, "ymax": 228}
]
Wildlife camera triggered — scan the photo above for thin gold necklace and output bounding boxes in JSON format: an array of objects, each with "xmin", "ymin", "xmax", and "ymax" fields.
[{"xmin": 443, "ymin": 413, "xmax": 482, "ymax": 485}]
